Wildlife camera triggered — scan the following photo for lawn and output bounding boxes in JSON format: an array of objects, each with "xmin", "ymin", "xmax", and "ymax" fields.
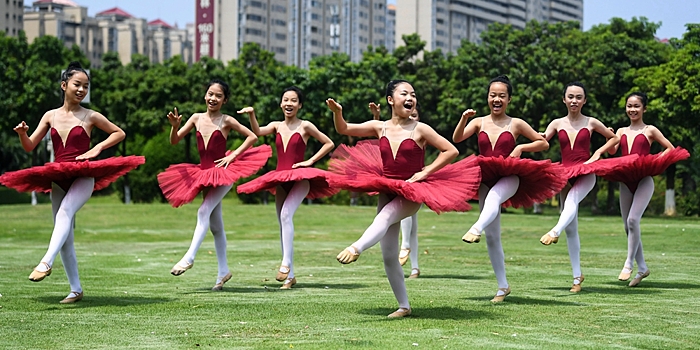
[{"xmin": 1, "ymin": 195, "xmax": 699, "ymax": 349}]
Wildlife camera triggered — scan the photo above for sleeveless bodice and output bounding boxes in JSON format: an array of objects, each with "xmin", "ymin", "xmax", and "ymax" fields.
[
  {"xmin": 197, "ymin": 130, "xmax": 227, "ymax": 169},
  {"xmin": 51, "ymin": 126, "xmax": 90, "ymax": 163},
  {"xmin": 621, "ymin": 133, "xmax": 650, "ymax": 156},
  {"xmin": 276, "ymin": 133, "xmax": 306, "ymax": 170},
  {"xmin": 478, "ymin": 131, "xmax": 516, "ymax": 157},
  {"xmin": 558, "ymin": 128, "xmax": 591, "ymax": 166},
  {"xmin": 379, "ymin": 136, "xmax": 425, "ymax": 179}
]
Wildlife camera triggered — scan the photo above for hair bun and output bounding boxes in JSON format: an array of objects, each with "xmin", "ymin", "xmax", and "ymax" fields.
[
  {"xmin": 67, "ymin": 61, "xmax": 83, "ymax": 70},
  {"xmin": 497, "ymin": 75, "xmax": 510, "ymax": 83}
]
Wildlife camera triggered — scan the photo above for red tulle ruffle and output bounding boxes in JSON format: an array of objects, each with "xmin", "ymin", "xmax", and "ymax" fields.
[
  {"xmin": 328, "ymin": 142, "xmax": 481, "ymax": 213},
  {"xmin": 478, "ymin": 156, "xmax": 568, "ymax": 208},
  {"xmin": 602, "ymin": 147, "xmax": 689, "ymax": 190},
  {"xmin": 158, "ymin": 145, "xmax": 272, "ymax": 207},
  {"xmin": 0, "ymin": 156, "xmax": 145, "ymax": 193},
  {"xmin": 561, "ymin": 154, "xmax": 639, "ymax": 179},
  {"xmin": 236, "ymin": 167, "xmax": 338, "ymax": 199}
]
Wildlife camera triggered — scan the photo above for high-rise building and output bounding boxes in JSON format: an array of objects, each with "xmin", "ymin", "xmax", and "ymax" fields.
[
  {"xmin": 386, "ymin": 3, "xmax": 396, "ymax": 52},
  {"xmin": 196, "ymin": 0, "xmax": 392, "ymax": 68},
  {"xmin": 395, "ymin": 0, "xmax": 583, "ymax": 53},
  {"xmin": 1, "ymin": 0, "xmax": 24, "ymax": 36},
  {"xmin": 23, "ymin": 1, "xmax": 192, "ymax": 66}
]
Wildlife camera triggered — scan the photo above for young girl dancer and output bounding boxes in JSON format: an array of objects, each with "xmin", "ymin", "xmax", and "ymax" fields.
[
  {"xmin": 602, "ymin": 92, "xmax": 689, "ymax": 287},
  {"xmin": 539, "ymin": 82, "xmax": 633, "ymax": 293},
  {"xmin": 0, "ymin": 61, "xmax": 144, "ymax": 303},
  {"xmin": 371, "ymin": 102, "xmax": 421, "ymax": 278},
  {"xmin": 452, "ymin": 75, "xmax": 566, "ymax": 302},
  {"xmin": 157, "ymin": 79, "xmax": 271, "ymax": 290},
  {"xmin": 326, "ymin": 80, "xmax": 481, "ymax": 317},
  {"xmin": 237, "ymin": 86, "xmax": 337, "ymax": 289}
]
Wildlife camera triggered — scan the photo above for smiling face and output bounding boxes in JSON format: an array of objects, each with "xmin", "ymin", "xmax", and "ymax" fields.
[
  {"xmin": 563, "ymin": 86, "xmax": 586, "ymax": 114},
  {"xmin": 488, "ymin": 82, "xmax": 510, "ymax": 116},
  {"xmin": 280, "ymin": 90, "xmax": 302, "ymax": 118},
  {"xmin": 204, "ymin": 83, "xmax": 227, "ymax": 112},
  {"xmin": 61, "ymin": 71, "xmax": 89, "ymax": 104},
  {"xmin": 387, "ymin": 82, "xmax": 416, "ymax": 118},
  {"xmin": 626, "ymin": 95, "xmax": 646, "ymax": 122}
]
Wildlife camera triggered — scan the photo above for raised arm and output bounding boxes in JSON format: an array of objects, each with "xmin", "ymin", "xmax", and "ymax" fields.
[
  {"xmin": 167, "ymin": 108, "xmax": 196, "ymax": 145},
  {"xmin": 586, "ymin": 117, "xmax": 619, "ymax": 163},
  {"xmin": 214, "ymin": 115, "xmax": 259, "ymax": 168},
  {"xmin": 407, "ymin": 123, "xmax": 459, "ymax": 183},
  {"xmin": 369, "ymin": 102, "xmax": 381, "ymax": 121},
  {"xmin": 292, "ymin": 121, "xmax": 335, "ymax": 168},
  {"xmin": 510, "ymin": 118, "xmax": 549, "ymax": 157},
  {"xmin": 326, "ymin": 98, "xmax": 382, "ymax": 138},
  {"xmin": 237, "ymin": 106, "xmax": 277, "ymax": 136},
  {"xmin": 452, "ymin": 109, "xmax": 478, "ymax": 143},
  {"xmin": 15, "ymin": 111, "xmax": 52, "ymax": 152},
  {"xmin": 76, "ymin": 111, "xmax": 126, "ymax": 160}
]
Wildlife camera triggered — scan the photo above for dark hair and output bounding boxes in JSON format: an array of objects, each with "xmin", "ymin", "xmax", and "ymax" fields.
[
  {"xmin": 60, "ymin": 61, "xmax": 89, "ymax": 101},
  {"xmin": 626, "ymin": 91, "xmax": 648, "ymax": 108},
  {"xmin": 281, "ymin": 86, "xmax": 304, "ymax": 105},
  {"xmin": 207, "ymin": 79, "xmax": 230, "ymax": 101},
  {"xmin": 487, "ymin": 75, "xmax": 512, "ymax": 97},
  {"xmin": 385, "ymin": 79, "xmax": 412, "ymax": 113},
  {"xmin": 563, "ymin": 81, "xmax": 587, "ymax": 98}
]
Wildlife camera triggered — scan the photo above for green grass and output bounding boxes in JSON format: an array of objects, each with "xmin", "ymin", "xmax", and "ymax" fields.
[{"xmin": 1, "ymin": 197, "xmax": 700, "ymax": 349}]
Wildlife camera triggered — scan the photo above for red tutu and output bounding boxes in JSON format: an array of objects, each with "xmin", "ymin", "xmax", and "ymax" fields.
[
  {"xmin": 478, "ymin": 156, "xmax": 568, "ymax": 209},
  {"xmin": 158, "ymin": 145, "xmax": 272, "ymax": 207},
  {"xmin": 602, "ymin": 147, "xmax": 689, "ymax": 191},
  {"xmin": 236, "ymin": 167, "xmax": 338, "ymax": 199},
  {"xmin": 328, "ymin": 142, "xmax": 481, "ymax": 213},
  {"xmin": 0, "ymin": 156, "xmax": 145, "ymax": 193},
  {"xmin": 560, "ymin": 154, "xmax": 639, "ymax": 179}
]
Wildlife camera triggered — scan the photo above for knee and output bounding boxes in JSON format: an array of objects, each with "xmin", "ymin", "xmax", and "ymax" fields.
[
  {"xmin": 279, "ymin": 207, "xmax": 294, "ymax": 225},
  {"xmin": 626, "ymin": 216, "xmax": 640, "ymax": 230}
]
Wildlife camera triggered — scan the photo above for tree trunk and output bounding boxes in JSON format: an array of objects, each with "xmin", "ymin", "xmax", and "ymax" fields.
[
  {"xmin": 606, "ymin": 180, "xmax": 616, "ymax": 214},
  {"xmin": 664, "ymin": 164, "xmax": 677, "ymax": 215},
  {"xmin": 590, "ymin": 178, "xmax": 600, "ymax": 214}
]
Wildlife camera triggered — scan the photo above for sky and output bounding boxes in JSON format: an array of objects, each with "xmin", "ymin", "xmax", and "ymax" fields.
[{"xmin": 79, "ymin": 0, "xmax": 698, "ymax": 39}]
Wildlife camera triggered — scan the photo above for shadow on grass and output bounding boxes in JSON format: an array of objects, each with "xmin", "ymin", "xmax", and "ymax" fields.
[
  {"xmin": 186, "ymin": 282, "xmax": 371, "ymax": 293},
  {"xmin": 359, "ymin": 306, "xmax": 493, "ymax": 320},
  {"xmin": 37, "ymin": 295, "xmax": 174, "ymax": 308},
  {"xmin": 407, "ymin": 274, "xmax": 486, "ymax": 281},
  {"xmin": 595, "ymin": 281, "xmax": 700, "ymax": 291},
  {"xmin": 463, "ymin": 295, "xmax": 591, "ymax": 306}
]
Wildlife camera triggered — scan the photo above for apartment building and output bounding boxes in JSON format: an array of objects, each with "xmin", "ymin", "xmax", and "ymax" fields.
[
  {"xmin": 1, "ymin": 0, "xmax": 24, "ymax": 36},
  {"xmin": 395, "ymin": 0, "xmax": 583, "ymax": 53},
  {"xmin": 196, "ymin": 0, "xmax": 392, "ymax": 68}
]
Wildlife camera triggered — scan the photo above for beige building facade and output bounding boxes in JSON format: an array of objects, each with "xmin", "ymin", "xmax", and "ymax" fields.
[
  {"xmin": 396, "ymin": 0, "xmax": 583, "ymax": 53},
  {"xmin": 1, "ymin": 0, "xmax": 24, "ymax": 36}
]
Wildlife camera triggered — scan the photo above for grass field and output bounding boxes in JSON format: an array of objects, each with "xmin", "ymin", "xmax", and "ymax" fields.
[{"xmin": 1, "ymin": 195, "xmax": 699, "ymax": 349}]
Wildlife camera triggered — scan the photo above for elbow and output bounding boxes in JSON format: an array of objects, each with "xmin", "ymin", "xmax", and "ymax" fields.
[
  {"xmin": 446, "ymin": 146, "xmax": 459, "ymax": 161},
  {"xmin": 541, "ymin": 140, "xmax": 550, "ymax": 151},
  {"xmin": 116, "ymin": 130, "xmax": 126, "ymax": 142}
]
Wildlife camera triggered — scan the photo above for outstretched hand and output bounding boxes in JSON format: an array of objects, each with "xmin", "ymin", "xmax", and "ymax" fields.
[
  {"xmin": 13, "ymin": 121, "xmax": 29, "ymax": 135},
  {"xmin": 326, "ymin": 98, "xmax": 342, "ymax": 113},
  {"xmin": 167, "ymin": 107, "xmax": 181, "ymax": 127},
  {"xmin": 461, "ymin": 109, "xmax": 477, "ymax": 119},
  {"xmin": 237, "ymin": 106, "xmax": 255, "ymax": 115}
]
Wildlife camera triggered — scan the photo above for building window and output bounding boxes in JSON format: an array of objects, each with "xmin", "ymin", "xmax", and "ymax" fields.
[
  {"xmin": 245, "ymin": 28, "xmax": 264, "ymax": 36},
  {"xmin": 247, "ymin": 14, "xmax": 264, "ymax": 23},
  {"xmin": 311, "ymin": 13, "xmax": 320, "ymax": 20},
  {"xmin": 250, "ymin": 1, "xmax": 264, "ymax": 9},
  {"xmin": 272, "ymin": 4, "xmax": 286, "ymax": 13},
  {"xmin": 311, "ymin": 26, "xmax": 318, "ymax": 33},
  {"xmin": 273, "ymin": 46, "xmax": 286, "ymax": 54},
  {"xmin": 273, "ymin": 19, "xmax": 286, "ymax": 26},
  {"xmin": 311, "ymin": 39, "xmax": 319, "ymax": 47},
  {"xmin": 275, "ymin": 33, "xmax": 286, "ymax": 40}
]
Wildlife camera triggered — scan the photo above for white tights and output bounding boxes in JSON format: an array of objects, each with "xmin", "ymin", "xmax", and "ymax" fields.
[
  {"xmin": 550, "ymin": 173, "xmax": 596, "ymax": 279},
  {"xmin": 620, "ymin": 177, "xmax": 653, "ymax": 273},
  {"xmin": 352, "ymin": 193, "xmax": 422, "ymax": 309},
  {"xmin": 181, "ymin": 184, "xmax": 232, "ymax": 278},
  {"xmin": 400, "ymin": 213, "xmax": 419, "ymax": 270},
  {"xmin": 275, "ymin": 181, "xmax": 311, "ymax": 279},
  {"xmin": 40, "ymin": 178, "xmax": 95, "ymax": 294},
  {"xmin": 469, "ymin": 176, "xmax": 520, "ymax": 289}
]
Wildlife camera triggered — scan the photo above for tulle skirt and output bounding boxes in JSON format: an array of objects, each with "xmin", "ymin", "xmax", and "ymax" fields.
[
  {"xmin": 327, "ymin": 142, "xmax": 481, "ymax": 213},
  {"xmin": 236, "ymin": 166, "xmax": 339, "ymax": 200},
  {"xmin": 0, "ymin": 156, "xmax": 145, "ymax": 193},
  {"xmin": 602, "ymin": 147, "xmax": 689, "ymax": 192},
  {"xmin": 478, "ymin": 156, "xmax": 568, "ymax": 208},
  {"xmin": 158, "ymin": 145, "xmax": 272, "ymax": 207},
  {"xmin": 561, "ymin": 155, "xmax": 639, "ymax": 179}
]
